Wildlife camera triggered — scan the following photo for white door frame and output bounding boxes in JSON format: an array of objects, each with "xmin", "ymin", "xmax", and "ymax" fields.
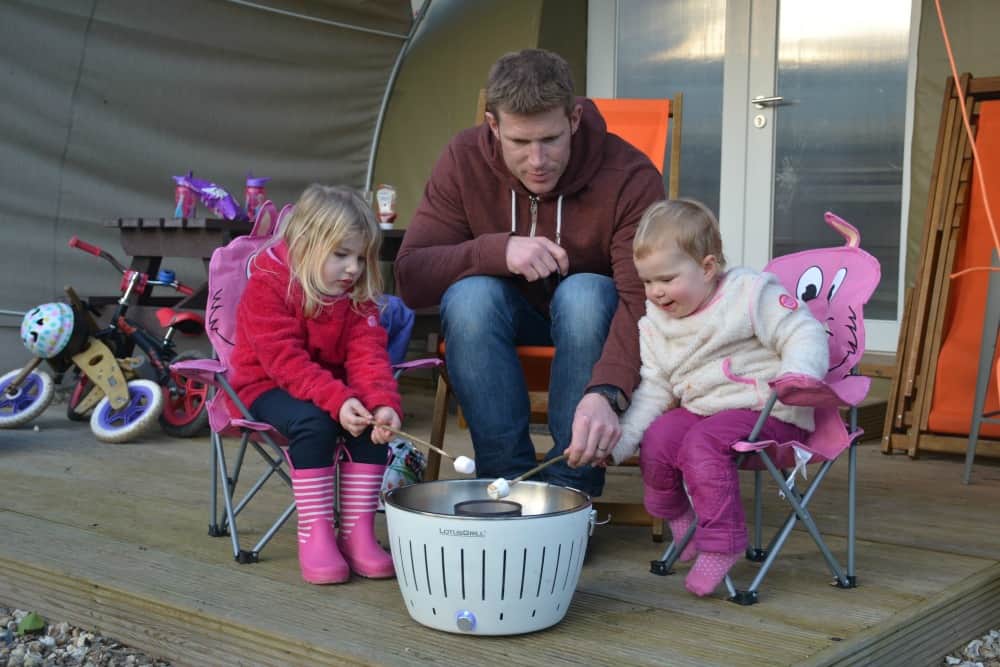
[{"xmin": 586, "ymin": 0, "xmax": 920, "ymax": 353}]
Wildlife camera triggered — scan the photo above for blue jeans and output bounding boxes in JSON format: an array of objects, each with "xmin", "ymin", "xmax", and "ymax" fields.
[{"xmin": 440, "ymin": 274, "xmax": 618, "ymax": 497}]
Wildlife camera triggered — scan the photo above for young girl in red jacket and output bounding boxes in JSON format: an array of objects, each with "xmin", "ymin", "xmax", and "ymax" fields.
[{"xmin": 231, "ymin": 184, "xmax": 402, "ymax": 584}]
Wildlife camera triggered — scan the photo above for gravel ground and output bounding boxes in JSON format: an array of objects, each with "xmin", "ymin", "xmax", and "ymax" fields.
[
  {"xmin": 2, "ymin": 601, "xmax": 996, "ymax": 666},
  {"xmin": 1, "ymin": 607, "xmax": 169, "ymax": 667},
  {"xmin": 943, "ymin": 628, "xmax": 1000, "ymax": 666}
]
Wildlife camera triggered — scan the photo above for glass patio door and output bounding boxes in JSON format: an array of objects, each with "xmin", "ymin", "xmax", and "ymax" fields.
[{"xmin": 587, "ymin": 0, "xmax": 916, "ymax": 352}]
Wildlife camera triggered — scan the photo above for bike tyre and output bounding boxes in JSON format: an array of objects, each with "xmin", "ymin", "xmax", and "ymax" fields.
[
  {"xmin": 0, "ymin": 368, "xmax": 54, "ymax": 428},
  {"xmin": 159, "ymin": 350, "xmax": 211, "ymax": 438},
  {"xmin": 89, "ymin": 378, "xmax": 163, "ymax": 443}
]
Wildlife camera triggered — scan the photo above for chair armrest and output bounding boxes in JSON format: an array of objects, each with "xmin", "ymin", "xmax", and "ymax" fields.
[
  {"xmin": 170, "ymin": 358, "xmax": 224, "ymax": 385},
  {"xmin": 768, "ymin": 373, "xmax": 870, "ymax": 408}
]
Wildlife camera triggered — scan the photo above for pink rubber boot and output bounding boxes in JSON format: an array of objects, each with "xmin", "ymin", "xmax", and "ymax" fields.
[
  {"xmin": 289, "ymin": 463, "xmax": 350, "ymax": 584},
  {"xmin": 667, "ymin": 508, "xmax": 698, "ymax": 563},
  {"xmin": 685, "ymin": 551, "xmax": 742, "ymax": 597},
  {"xmin": 336, "ymin": 459, "xmax": 395, "ymax": 579}
]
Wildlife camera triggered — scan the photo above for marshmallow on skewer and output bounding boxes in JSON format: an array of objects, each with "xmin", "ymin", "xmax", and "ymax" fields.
[
  {"xmin": 453, "ymin": 455, "xmax": 476, "ymax": 475},
  {"xmin": 486, "ymin": 453, "xmax": 568, "ymax": 500},
  {"xmin": 487, "ymin": 477, "xmax": 511, "ymax": 500}
]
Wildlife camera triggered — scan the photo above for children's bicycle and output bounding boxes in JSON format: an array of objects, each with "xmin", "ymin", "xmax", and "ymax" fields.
[{"xmin": 0, "ymin": 236, "xmax": 210, "ymax": 442}]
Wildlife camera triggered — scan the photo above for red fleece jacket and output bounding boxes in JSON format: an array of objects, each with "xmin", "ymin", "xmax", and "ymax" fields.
[
  {"xmin": 395, "ymin": 98, "xmax": 665, "ymax": 397},
  {"xmin": 230, "ymin": 243, "xmax": 401, "ymax": 421}
]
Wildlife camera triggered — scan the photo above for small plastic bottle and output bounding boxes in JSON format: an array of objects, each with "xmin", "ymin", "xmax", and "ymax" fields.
[
  {"xmin": 374, "ymin": 184, "xmax": 397, "ymax": 229},
  {"xmin": 245, "ymin": 174, "xmax": 271, "ymax": 220},
  {"xmin": 173, "ymin": 176, "xmax": 197, "ymax": 218}
]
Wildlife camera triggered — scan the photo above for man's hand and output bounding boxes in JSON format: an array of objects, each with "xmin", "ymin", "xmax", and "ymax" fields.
[
  {"xmin": 370, "ymin": 406, "xmax": 402, "ymax": 444},
  {"xmin": 565, "ymin": 392, "xmax": 622, "ymax": 467},
  {"xmin": 338, "ymin": 398, "xmax": 373, "ymax": 437},
  {"xmin": 506, "ymin": 236, "xmax": 569, "ymax": 282}
]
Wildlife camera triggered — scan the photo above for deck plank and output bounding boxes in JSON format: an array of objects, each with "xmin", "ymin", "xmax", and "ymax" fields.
[{"xmin": 0, "ymin": 399, "xmax": 999, "ymax": 665}]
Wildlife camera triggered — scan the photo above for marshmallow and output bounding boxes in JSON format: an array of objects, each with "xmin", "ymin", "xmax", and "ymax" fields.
[
  {"xmin": 452, "ymin": 455, "xmax": 476, "ymax": 475},
  {"xmin": 487, "ymin": 477, "xmax": 510, "ymax": 500}
]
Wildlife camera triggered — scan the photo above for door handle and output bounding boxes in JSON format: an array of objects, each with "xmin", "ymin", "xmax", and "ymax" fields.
[{"xmin": 751, "ymin": 95, "xmax": 786, "ymax": 109}]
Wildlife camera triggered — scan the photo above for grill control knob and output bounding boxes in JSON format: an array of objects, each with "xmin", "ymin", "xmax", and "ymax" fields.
[{"xmin": 455, "ymin": 610, "xmax": 476, "ymax": 632}]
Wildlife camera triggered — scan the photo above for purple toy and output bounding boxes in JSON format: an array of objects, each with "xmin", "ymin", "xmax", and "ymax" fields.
[{"xmin": 173, "ymin": 173, "xmax": 248, "ymax": 221}]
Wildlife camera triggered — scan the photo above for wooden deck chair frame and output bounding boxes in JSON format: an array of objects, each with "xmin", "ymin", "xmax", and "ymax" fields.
[
  {"xmin": 883, "ymin": 74, "xmax": 1000, "ymax": 460},
  {"xmin": 426, "ymin": 92, "xmax": 683, "ymax": 541}
]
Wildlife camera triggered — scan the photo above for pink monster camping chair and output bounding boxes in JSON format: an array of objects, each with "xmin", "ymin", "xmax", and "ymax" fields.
[
  {"xmin": 168, "ymin": 201, "xmax": 295, "ymax": 563},
  {"xmin": 171, "ymin": 201, "xmax": 440, "ymax": 564},
  {"xmin": 650, "ymin": 212, "xmax": 881, "ymax": 605}
]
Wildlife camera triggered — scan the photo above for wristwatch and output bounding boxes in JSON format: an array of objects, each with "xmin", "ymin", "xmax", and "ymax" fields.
[{"xmin": 586, "ymin": 384, "xmax": 629, "ymax": 416}]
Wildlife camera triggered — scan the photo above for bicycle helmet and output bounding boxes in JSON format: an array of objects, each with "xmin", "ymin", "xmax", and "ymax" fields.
[{"xmin": 21, "ymin": 302, "xmax": 76, "ymax": 359}]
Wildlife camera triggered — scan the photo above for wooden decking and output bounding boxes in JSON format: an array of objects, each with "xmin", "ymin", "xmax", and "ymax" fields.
[{"xmin": 0, "ymin": 385, "xmax": 998, "ymax": 666}]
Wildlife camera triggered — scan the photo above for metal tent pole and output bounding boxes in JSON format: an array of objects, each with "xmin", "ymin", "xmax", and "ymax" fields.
[{"xmin": 364, "ymin": 0, "xmax": 433, "ymax": 192}]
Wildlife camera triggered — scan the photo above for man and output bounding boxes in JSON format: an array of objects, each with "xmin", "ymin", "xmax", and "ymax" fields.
[{"xmin": 395, "ymin": 49, "xmax": 665, "ymax": 496}]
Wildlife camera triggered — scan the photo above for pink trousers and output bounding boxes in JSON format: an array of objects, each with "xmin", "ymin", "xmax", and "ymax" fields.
[{"xmin": 639, "ymin": 408, "xmax": 809, "ymax": 554}]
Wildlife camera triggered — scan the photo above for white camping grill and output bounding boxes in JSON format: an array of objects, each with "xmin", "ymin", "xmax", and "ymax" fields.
[{"xmin": 384, "ymin": 479, "xmax": 595, "ymax": 635}]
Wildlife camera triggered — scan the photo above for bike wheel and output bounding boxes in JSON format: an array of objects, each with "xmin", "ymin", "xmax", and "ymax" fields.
[
  {"xmin": 89, "ymin": 378, "xmax": 163, "ymax": 443},
  {"xmin": 0, "ymin": 368, "xmax": 54, "ymax": 428},
  {"xmin": 66, "ymin": 373, "xmax": 93, "ymax": 421},
  {"xmin": 159, "ymin": 350, "xmax": 211, "ymax": 438}
]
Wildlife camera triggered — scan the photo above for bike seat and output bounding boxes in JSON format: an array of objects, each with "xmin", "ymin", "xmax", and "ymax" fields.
[{"xmin": 156, "ymin": 308, "xmax": 205, "ymax": 335}]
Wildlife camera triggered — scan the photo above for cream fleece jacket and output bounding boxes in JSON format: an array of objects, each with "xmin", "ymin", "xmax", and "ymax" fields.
[{"xmin": 611, "ymin": 268, "xmax": 828, "ymax": 464}]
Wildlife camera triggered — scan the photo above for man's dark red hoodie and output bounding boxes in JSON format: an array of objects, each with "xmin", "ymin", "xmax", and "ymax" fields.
[{"xmin": 395, "ymin": 98, "xmax": 666, "ymax": 397}]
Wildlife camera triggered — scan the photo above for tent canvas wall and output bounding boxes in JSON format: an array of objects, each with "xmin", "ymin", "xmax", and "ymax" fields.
[{"xmin": 0, "ymin": 0, "xmax": 413, "ymax": 370}]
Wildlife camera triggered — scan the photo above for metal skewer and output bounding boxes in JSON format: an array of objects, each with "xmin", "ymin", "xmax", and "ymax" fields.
[
  {"xmin": 487, "ymin": 454, "xmax": 569, "ymax": 499},
  {"xmin": 366, "ymin": 421, "xmax": 456, "ymax": 461},
  {"xmin": 510, "ymin": 453, "xmax": 568, "ymax": 485}
]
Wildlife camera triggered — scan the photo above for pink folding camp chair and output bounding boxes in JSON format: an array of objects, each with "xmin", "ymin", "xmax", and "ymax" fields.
[
  {"xmin": 172, "ymin": 201, "xmax": 440, "ymax": 564},
  {"xmin": 649, "ymin": 212, "xmax": 881, "ymax": 605}
]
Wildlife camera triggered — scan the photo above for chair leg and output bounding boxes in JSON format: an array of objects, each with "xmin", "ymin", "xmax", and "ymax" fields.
[
  {"xmin": 651, "ymin": 518, "xmax": 664, "ymax": 542},
  {"xmin": 209, "ymin": 430, "xmax": 223, "ymax": 537},
  {"xmin": 650, "ymin": 519, "xmax": 696, "ymax": 576},
  {"xmin": 218, "ymin": 435, "xmax": 293, "ymax": 564},
  {"xmin": 847, "ymin": 439, "xmax": 857, "ymax": 584},
  {"xmin": 426, "ymin": 368, "xmax": 451, "ymax": 481},
  {"xmin": 747, "ymin": 470, "xmax": 767, "ymax": 562},
  {"xmin": 744, "ymin": 453, "xmax": 851, "ymax": 592},
  {"xmin": 212, "ymin": 431, "xmax": 242, "ymax": 562}
]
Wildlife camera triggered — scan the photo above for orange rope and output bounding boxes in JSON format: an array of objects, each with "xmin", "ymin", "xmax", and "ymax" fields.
[{"xmin": 935, "ymin": 0, "xmax": 1000, "ymax": 278}]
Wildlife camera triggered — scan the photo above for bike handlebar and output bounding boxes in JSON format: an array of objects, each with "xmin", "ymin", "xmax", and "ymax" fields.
[
  {"xmin": 69, "ymin": 236, "xmax": 194, "ymax": 296},
  {"xmin": 68, "ymin": 235, "xmax": 128, "ymax": 273},
  {"xmin": 68, "ymin": 235, "xmax": 102, "ymax": 257}
]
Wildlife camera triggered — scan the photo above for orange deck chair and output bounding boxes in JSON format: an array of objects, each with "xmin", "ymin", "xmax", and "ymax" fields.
[{"xmin": 426, "ymin": 92, "xmax": 683, "ymax": 541}]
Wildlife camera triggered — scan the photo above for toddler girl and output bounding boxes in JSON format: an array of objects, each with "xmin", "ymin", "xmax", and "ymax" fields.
[
  {"xmin": 231, "ymin": 184, "xmax": 401, "ymax": 584},
  {"xmin": 603, "ymin": 199, "xmax": 828, "ymax": 596}
]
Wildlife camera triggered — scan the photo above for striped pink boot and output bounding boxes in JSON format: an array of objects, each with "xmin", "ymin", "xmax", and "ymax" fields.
[
  {"xmin": 290, "ymin": 464, "xmax": 350, "ymax": 584},
  {"xmin": 336, "ymin": 459, "xmax": 395, "ymax": 579}
]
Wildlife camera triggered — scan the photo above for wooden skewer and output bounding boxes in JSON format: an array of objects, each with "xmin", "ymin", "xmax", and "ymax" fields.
[
  {"xmin": 367, "ymin": 421, "xmax": 457, "ymax": 461},
  {"xmin": 510, "ymin": 453, "xmax": 568, "ymax": 486}
]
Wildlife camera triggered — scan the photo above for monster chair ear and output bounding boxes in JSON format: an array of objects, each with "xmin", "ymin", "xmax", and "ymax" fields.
[{"xmin": 825, "ymin": 211, "xmax": 860, "ymax": 248}]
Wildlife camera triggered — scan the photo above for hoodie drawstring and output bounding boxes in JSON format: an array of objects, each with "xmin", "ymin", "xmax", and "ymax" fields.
[{"xmin": 510, "ymin": 190, "xmax": 563, "ymax": 245}]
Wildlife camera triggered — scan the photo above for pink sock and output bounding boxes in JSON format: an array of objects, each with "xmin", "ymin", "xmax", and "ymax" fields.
[
  {"xmin": 685, "ymin": 551, "xmax": 742, "ymax": 597},
  {"xmin": 667, "ymin": 509, "xmax": 698, "ymax": 562}
]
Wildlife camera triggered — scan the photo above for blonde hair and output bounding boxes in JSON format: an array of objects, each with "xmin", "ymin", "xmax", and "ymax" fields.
[
  {"xmin": 634, "ymin": 199, "xmax": 727, "ymax": 268},
  {"xmin": 282, "ymin": 184, "xmax": 382, "ymax": 317}
]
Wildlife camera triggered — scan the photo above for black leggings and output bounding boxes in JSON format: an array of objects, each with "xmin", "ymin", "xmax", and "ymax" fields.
[{"xmin": 250, "ymin": 388, "xmax": 388, "ymax": 469}]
